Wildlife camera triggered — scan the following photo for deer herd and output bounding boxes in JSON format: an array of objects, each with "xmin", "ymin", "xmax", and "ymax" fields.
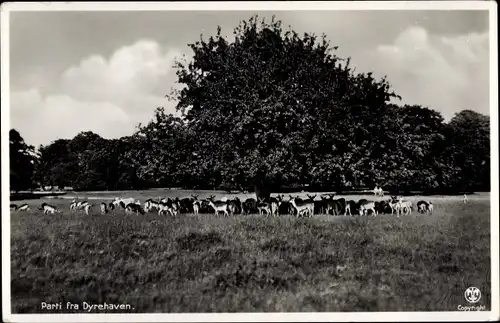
[{"xmin": 10, "ymin": 193, "xmax": 436, "ymax": 217}]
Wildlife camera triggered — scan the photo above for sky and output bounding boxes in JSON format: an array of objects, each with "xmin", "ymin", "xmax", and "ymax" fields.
[{"xmin": 8, "ymin": 9, "xmax": 490, "ymax": 148}]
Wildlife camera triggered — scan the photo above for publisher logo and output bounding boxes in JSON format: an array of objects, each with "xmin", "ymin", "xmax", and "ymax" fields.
[{"xmin": 464, "ymin": 287, "xmax": 481, "ymax": 304}]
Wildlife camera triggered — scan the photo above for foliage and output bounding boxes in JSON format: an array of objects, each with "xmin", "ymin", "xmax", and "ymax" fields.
[
  {"xmin": 9, "ymin": 129, "xmax": 37, "ymax": 192},
  {"xmin": 168, "ymin": 16, "xmax": 401, "ymax": 197},
  {"xmin": 443, "ymin": 110, "xmax": 490, "ymax": 192},
  {"xmin": 133, "ymin": 107, "xmax": 200, "ymax": 189},
  {"xmin": 33, "ymin": 133, "xmax": 146, "ymax": 191},
  {"xmin": 13, "ymin": 15, "xmax": 490, "ymax": 194}
]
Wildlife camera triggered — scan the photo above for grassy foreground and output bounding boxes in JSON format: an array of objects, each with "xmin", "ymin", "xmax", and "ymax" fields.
[{"xmin": 10, "ymin": 195, "xmax": 491, "ymax": 313}]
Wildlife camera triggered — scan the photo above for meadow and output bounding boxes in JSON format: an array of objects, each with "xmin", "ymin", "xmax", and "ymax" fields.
[{"xmin": 10, "ymin": 190, "xmax": 491, "ymax": 313}]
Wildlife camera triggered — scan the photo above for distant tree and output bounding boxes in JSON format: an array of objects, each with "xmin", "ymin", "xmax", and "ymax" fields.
[
  {"xmin": 370, "ymin": 104, "xmax": 447, "ymax": 193},
  {"xmin": 168, "ymin": 15, "xmax": 400, "ymax": 199},
  {"xmin": 9, "ymin": 129, "xmax": 37, "ymax": 192},
  {"xmin": 132, "ymin": 107, "xmax": 196, "ymax": 188},
  {"xmin": 443, "ymin": 110, "xmax": 490, "ymax": 192},
  {"xmin": 35, "ymin": 132, "xmax": 114, "ymax": 190},
  {"xmin": 67, "ymin": 132, "xmax": 107, "ymax": 190},
  {"xmin": 97, "ymin": 135, "xmax": 147, "ymax": 191},
  {"xmin": 35, "ymin": 139, "xmax": 76, "ymax": 188}
]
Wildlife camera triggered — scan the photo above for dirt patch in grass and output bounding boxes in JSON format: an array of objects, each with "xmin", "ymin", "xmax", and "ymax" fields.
[{"xmin": 176, "ymin": 231, "xmax": 224, "ymax": 252}]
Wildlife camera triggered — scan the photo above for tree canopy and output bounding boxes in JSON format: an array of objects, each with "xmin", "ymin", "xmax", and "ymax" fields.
[{"xmin": 168, "ymin": 16, "xmax": 403, "ymax": 198}]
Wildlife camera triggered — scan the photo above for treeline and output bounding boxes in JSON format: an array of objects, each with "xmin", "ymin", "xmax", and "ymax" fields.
[
  {"xmin": 9, "ymin": 16, "xmax": 491, "ymax": 195},
  {"xmin": 10, "ymin": 106, "xmax": 490, "ymax": 194}
]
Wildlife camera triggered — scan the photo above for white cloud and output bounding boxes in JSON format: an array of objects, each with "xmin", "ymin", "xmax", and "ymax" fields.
[
  {"xmin": 355, "ymin": 26, "xmax": 489, "ymax": 120},
  {"xmin": 10, "ymin": 40, "xmax": 183, "ymax": 147},
  {"xmin": 11, "ymin": 89, "xmax": 131, "ymax": 147},
  {"xmin": 60, "ymin": 40, "xmax": 180, "ymax": 105}
]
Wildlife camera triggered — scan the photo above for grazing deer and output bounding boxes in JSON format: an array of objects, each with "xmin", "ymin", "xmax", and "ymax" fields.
[
  {"xmin": 344, "ymin": 200, "xmax": 357, "ymax": 216},
  {"xmin": 417, "ymin": 200, "xmax": 428, "ymax": 214},
  {"xmin": 325, "ymin": 199, "xmax": 342, "ymax": 216},
  {"xmin": 256, "ymin": 197, "xmax": 272, "ymax": 216},
  {"xmin": 192, "ymin": 196, "xmax": 201, "ymax": 215},
  {"xmin": 84, "ymin": 203, "xmax": 92, "ymax": 216},
  {"xmin": 125, "ymin": 203, "xmax": 145, "ymax": 216},
  {"xmin": 242, "ymin": 198, "xmax": 258, "ymax": 215},
  {"xmin": 100, "ymin": 202, "xmax": 109, "ymax": 215},
  {"xmin": 207, "ymin": 195, "xmax": 230, "ymax": 217},
  {"xmin": 40, "ymin": 203, "xmax": 60, "ymax": 215},
  {"xmin": 16, "ymin": 203, "xmax": 31, "ymax": 212},
  {"xmin": 227, "ymin": 197, "xmax": 242, "ymax": 215},
  {"xmin": 166, "ymin": 198, "xmax": 179, "ymax": 216},
  {"xmin": 397, "ymin": 197, "xmax": 412, "ymax": 216},
  {"xmin": 359, "ymin": 201, "xmax": 377, "ymax": 216},
  {"xmin": 112, "ymin": 197, "xmax": 135, "ymax": 210},
  {"xmin": 270, "ymin": 195, "xmax": 284, "ymax": 216},
  {"xmin": 70, "ymin": 200, "xmax": 78, "ymax": 211},
  {"xmin": 388, "ymin": 196, "xmax": 401, "ymax": 216},
  {"xmin": 289, "ymin": 196, "xmax": 314, "ymax": 217},
  {"xmin": 143, "ymin": 199, "xmax": 160, "ymax": 213},
  {"xmin": 158, "ymin": 202, "xmax": 169, "ymax": 216},
  {"xmin": 316, "ymin": 195, "xmax": 330, "ymax": 215},
  {"xmin": 71, "ymin": 200, "xmax": 89, "ymax": 213},
  {"xmin": 427, "ymin": 202, "xmax": 434, "ymax": 215},
  {"xmin": 193, "ymin": 200, "xmax": 201, "ymax": 215},
  {"xmin": 304, "ymin": 194, "xmax": 317, "ymax": 215},
  {"xmin": 108, "ymin": 202, "xmax": 116, "ymax": 212}
]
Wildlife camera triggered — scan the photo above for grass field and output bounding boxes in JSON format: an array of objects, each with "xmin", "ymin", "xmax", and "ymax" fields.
[{"xmin": 10, "ymin": 190, "xmax": 491, "ymax": 313}]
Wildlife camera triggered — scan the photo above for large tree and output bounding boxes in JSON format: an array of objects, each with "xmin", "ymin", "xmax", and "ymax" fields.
[
  {"xmin": 168, "ymin": 15, "xmax": 400, "ymax": 199},
  {"xmin": 9, "ymin": 129, "xmax": 37, "ymax": 192}
]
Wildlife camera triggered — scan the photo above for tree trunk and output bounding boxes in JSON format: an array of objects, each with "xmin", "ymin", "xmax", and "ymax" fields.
[{"xmin": 253, "ymin": 174, "xmax": 270, "ymax": 201}]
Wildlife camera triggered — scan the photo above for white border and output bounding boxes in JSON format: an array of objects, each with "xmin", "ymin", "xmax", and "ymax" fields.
[
  {"xmin": 0, "ymin": 1, "xmax": 497, "ymax": 11},
  {"xmin": 489, "ymin": 1, "xmax": 499, "ymax": 321},
  {"xmin": 1, "ymin": 1, "xmax": 498, "ymax": 322},
  {"xmin": 1, "ymin": 2, "xmax": 12, "ymax": 321}
]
